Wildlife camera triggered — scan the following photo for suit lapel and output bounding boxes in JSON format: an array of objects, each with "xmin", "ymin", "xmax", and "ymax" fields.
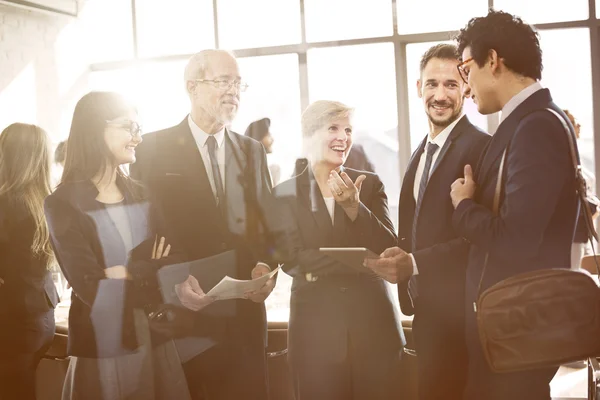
[
  {"xmin": 297, "ymin": 166, "xmax": 334, "ymax": 235},
  {"xmin": 477, "ymin": 89, "xmax": 553, "ymax": 184},
  {"xmin": 429, "ymin": 115, "xmax": 471, "ymax": 178},
  {"xmin": 224, "ymin": 129, "xmax": 247, "ymax": 235}
]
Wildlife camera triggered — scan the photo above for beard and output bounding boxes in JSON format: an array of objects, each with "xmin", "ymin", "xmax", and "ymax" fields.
[{"xmin": 426, "ymin": 101, "xmax": 462, "ymax": 129}]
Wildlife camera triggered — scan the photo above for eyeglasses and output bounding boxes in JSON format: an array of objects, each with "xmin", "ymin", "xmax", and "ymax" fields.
[
  {"xmin": 193, "ymin": 79, "xmax": 249, "ymax": 92},
  {"xmin": 457, "ymin": 57, "xmax": 474, "ymax": 84},
  {"xmin": 106, "ymin": 120, "xmax": 143, "ymax": 138}
]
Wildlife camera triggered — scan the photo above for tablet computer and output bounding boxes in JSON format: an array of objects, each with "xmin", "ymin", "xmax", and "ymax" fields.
[{"xmin": 319, "ymin": 247, "xmax": 379, "ymax": 271}]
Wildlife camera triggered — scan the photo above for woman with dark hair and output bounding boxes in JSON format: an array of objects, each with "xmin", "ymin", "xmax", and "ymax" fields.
[
  {"xmin": 0, "ymin": 123, "xmax": 59, "ymax": 400},
  {"xmin": 44, "ymin": 91, "xmax": 192, "ymax": 400}
]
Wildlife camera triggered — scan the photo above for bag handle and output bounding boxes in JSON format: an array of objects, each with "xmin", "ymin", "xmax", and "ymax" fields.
[{"xmin": 474, "ymin": 108, "xmax": 599, "ymax": 311}]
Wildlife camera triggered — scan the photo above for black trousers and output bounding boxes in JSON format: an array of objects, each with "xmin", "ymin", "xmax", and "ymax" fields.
[
  {"xmin": 413, "ymin": 302, "xmax": 468, "ymax": 400},
  {"xmin": 183, "ymin": 341, "xmax": 269, "ymax": 400},
  {"xmin": 0, "ymin": 309, "xmax": 55, "ymax": 400}
]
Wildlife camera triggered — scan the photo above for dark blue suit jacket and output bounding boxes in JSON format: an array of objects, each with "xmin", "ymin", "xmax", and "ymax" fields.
[
  {"xmin": 397, "ymin": 116, "xmax": 490, "ymax": 316},
  {"xmin": 453, "ymin": 89, "xmax": 579, "ymax": 399}
]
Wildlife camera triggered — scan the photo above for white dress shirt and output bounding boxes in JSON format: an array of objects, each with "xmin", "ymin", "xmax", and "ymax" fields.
[
  {"xmin": 188, "ymin": 115, "xmax": 226, "ymax": 200},
  {"xmin": 410, "ymin": 114, "xmax": 464, "ymax": 275},
  {"xmin": 499, "ymin": 81, "xmax": 543, "ymax": 124},
  {"xmin": 323, "ymin": 197, "xmax": 335, "ymax": 223}
]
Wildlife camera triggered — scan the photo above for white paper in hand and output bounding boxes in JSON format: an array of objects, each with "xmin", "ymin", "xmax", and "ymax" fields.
[{"xmin": 207, "ymin": 265, "xmax": 281, "ymax": 300}]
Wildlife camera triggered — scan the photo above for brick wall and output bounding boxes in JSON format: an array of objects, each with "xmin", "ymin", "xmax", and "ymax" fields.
[{"xmin": 0, "ymin": 2, "xmax": 89, "ymax": 142}]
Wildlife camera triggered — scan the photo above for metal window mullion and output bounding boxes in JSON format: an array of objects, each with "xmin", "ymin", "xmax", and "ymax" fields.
[
  {"xmin": 131, "ymin": 0, "xmax": 138, "ymax": 59},
  {"xmin": 395, "ymin": 40, "xmax": 412, "ymax": 182},
  {"xmin": 213, "ymin": 0, "xmax": 220, "ymax": 49}
]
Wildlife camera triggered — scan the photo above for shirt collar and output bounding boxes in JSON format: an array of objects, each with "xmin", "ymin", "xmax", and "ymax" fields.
[
  {"xmin": 188, "ymin": 115, "xmax": 226, "ymax": 148},
  {"xmin": 428, "ymin": 114, "xmax": 464, "ymax": 148},
  {"xmin": 500, "ymin": 81, "xmax": 544, "ymax": 123}
]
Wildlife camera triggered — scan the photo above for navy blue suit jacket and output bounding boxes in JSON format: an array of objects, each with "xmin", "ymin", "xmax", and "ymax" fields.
[
  {"xmin": 397, "ymin": 116, "xmax": 490, "ymax": 316},
  {"xmin": 453, "ymin": 89, "xmax": 579, "ymax": 399}
]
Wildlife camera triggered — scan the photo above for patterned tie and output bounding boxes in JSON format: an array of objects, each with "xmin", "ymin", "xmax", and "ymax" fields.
[
  {"xmin": 408, "ymin": 141, "xmax": 439, "ymax": 302},
  {"xmin": 206, "ymin": 135, "xmax": 226, "ymax": 216}
]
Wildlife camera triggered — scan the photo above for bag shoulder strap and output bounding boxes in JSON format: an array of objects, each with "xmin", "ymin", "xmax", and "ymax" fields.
[{"xmin": 476, "ymin": 107, "xmax": 599, "ymax": 306}]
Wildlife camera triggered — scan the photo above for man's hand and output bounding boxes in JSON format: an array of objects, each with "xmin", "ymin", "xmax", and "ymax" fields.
[
  {"xmin": 175, "ymin": 275, "xmax": 215, "ymax": 311},
  {"xmin": 245, "ymin": 263, "xmax": 276, "ymax": 303},
  {"xmin": 450, "ymin": 164, "xmax": 476, "ymax": 208},
  {"xmin": 364, "ymin": 247, "xmax": 413, "ymax": 284}
]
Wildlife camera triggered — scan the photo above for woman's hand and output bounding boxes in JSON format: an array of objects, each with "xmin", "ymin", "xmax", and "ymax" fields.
[
  {"xmin": 151, "ymin": 235, "xmax": 171, "ymax": 260},
  {"xmin": 328, "ymin": 170, "xmax": 366, "ymax": 221}
]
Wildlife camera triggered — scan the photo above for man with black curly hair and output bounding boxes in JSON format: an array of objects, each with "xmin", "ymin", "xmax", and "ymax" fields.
[{"xmin": 450, "ymin": 10, "xmax": 579, "ymax": 400}]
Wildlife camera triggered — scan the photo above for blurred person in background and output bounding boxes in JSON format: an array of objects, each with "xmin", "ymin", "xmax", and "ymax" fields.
[
  {"xmin": 245, "ymin": 117, "xmax": 281, "ymax": 185},
  {"xmin": 0, "ymin": 123, "xmax": 59, "ymax": 400},
  {"xmin": 563, "ymin": 109, "xmax": 599, "ymax": 269}
]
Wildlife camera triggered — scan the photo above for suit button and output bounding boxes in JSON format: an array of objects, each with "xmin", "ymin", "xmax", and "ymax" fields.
[
  {"xmin": 339, "ymin": 287, "xmax": 347, "ymax": 293},
  {"xmin": 400, "ymin": 237, "xmax": 406, "ymax": 241}
]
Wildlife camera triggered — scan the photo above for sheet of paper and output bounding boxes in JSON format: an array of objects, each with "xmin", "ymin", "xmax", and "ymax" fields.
[{"xmin": 207, "ymin": 265, "xmax": 281, "ymax": 300}]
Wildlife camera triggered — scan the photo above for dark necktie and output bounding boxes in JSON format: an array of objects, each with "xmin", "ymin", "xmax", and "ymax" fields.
[
  {"xmin": 409, "ymin": 141, "xmax": 439, "ymax": 301},
  {"xmin": 206, "ymin": 135, "xmax": 226, "ymax": 215}
]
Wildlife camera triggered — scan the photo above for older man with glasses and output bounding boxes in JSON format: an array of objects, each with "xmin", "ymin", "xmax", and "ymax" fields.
[{"xmin": 131, "ymin": 49, "xmax": 277, "ymax": 400}]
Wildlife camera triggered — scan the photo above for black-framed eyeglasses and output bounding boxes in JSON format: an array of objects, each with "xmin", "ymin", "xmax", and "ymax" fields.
[
  {"xmin": 193, "ymin": 79, "xmax": 249, "ymax": 92},
  {"xmin": 106, "ymin": 120, "xmax": 143, "ymax": 138},
  {"xmin": 457, "ymin": 57, "xmax": 474, "ymax": 84}
]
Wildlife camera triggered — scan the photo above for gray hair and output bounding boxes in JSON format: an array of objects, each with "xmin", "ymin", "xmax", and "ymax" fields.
[{"xmin": 183, "ymin": 49, "xmax": 237, "ymax": 94}]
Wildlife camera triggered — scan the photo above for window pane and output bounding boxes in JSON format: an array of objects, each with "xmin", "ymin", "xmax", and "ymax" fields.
[
  {"xmin": 538, "ymin": 28, "xmax": 595, "ymax": 178},
  {"xmin": 135, "ymin": 0, "xmax": 215, "ymax": 58},
  {"xmin": 217, "ymin": 0, "xmax": 301, "ymax": 49},
  {"xmin": 494, "ymin": 0, "xmax": 588, "ymax": 23},
  {"xmin": 89, "ymin": 61, "xmax": 189, "ymax": 133},
  {"xmin": 307, "ymin": 43, "xmax": 406, "ymax": 319},
  {"xmin": 80, "ymin": 0, "xmax": 134, "ymax": 63},
  {"xmin": 397, "ymin": 0, "xmax": 487, "ymax": 34},
  {"xmin": 304, "ymin": 0, "xmax": 393, "ymax": 42},
  {"xmin": 228, "ymin": 54, "xmax": 301, "ymax": 322},
  {"xmin": 406, "ymin": 42, "xmax": 486, "ymax": 152}
]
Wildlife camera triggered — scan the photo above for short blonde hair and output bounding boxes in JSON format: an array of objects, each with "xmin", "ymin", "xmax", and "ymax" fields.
[
  {"xmin": 183, "ymin": 49, "xmax": 237, "ymax": 94},
  {"xmin": 301, "ymin": 100, "xmax": 354, "ymax": 138}
]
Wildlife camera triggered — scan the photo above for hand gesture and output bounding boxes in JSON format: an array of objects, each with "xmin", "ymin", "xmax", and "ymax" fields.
[
  {"xmin": 363, "ymin": 246, "xmax": 413, "ymax": 284},
  {"xmin": 450, "ymin": 165, "xmax": 476, "ymax": 208},
  {"xmin": 151, "ymin": 235, "xmax": 171, "ymax": 259},
  {"xmin": 245, "ymin": 263, "xmax": 276, "ymax": 303},
  {"xmin": 175, "ymin": 275, "xmax": 215, "ymax": 311},
  {"xmin": 328, "ymin": 170, "xmax": 366, "ymax": 221}
]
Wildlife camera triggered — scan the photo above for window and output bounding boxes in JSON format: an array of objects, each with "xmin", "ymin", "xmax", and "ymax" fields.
[
  {"xmin": 89, "ymin": 61, "xmax": 189, "ymax": 133},
  {"xmin": 80, "ymin": 0, "xmax": 134, "ymax": 63},
  {"xmin": 396, "ymin": 0, "xmax": 487, "ymax": 34},
  {"xmin": 0, "ymin": 63, "xmax": 36, "ymax": 132},
  {"xmin": 217, "ymin": 0, "xmax": 301, "ymax": 49},
  {"xmin": 538, "ymin": 28, "xmax": 595, "ymax": 176},
  {"xmin": 135, "ymin": 0, "xmax": 215, "ymax": 58},
  {"xmin": 231, "ymin": 54, "xmax": 302, "ymax": 182},
  {"xmin": 405, "ymin": 42, "xmax": 487, "ymax": 152},
  {"xmin": 304, "ymin": 0, "xmax": 393, "ymax": 42},
  {"xmin": 494, "ymin": 0, "xmax": 589, "ymax": 24}
]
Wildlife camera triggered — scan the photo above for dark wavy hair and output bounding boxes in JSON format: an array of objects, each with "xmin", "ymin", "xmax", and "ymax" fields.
[{"xmin": 455, "ymin": 9, "xmax": 543, "ymax": 80}]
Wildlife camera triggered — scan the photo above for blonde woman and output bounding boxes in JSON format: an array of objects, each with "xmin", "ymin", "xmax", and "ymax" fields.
[
  {"xmin": 0, "ymin": 123, "xmax": 59, "ymax": 400},
  {"xmin": 274, "ymin": 100, "xmax": 404, "ymax": 399}
]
